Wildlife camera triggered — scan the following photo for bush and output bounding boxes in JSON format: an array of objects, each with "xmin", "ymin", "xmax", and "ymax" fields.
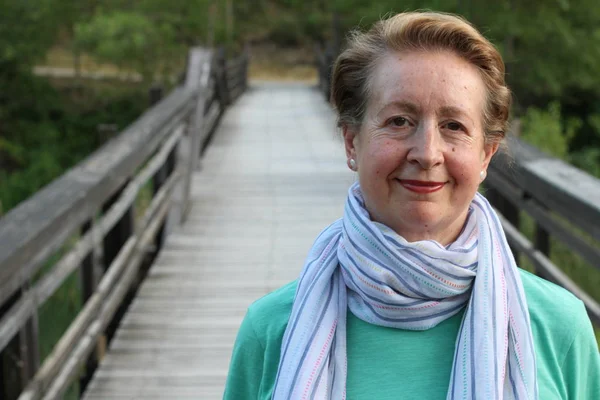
[
  {"xmin": 520, "ymin": 101, "xmax": 581, "ymax": 160},
  {"xmin": 0, "ymin": 75, "xmax": 146, "ymax": 214}
]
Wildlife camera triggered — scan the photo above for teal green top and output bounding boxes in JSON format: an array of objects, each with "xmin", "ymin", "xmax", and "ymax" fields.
[{"xmin": 223, "ymin": 269, "xmax": 600, "ymax": 399}]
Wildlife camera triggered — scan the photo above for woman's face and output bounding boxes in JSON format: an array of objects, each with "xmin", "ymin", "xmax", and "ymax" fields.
[{"xmin": 343, "ymin": 50, "xmax": 499, "ymax": 245}]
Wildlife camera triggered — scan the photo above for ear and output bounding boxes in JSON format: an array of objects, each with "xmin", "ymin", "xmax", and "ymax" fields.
[
  {"xmin": 481, "ymin": 141, "xmax": 500, "ymax": 171},
  {"xmin": 343, "ymin": 124, "xmax": 359, "ymax": 161}
]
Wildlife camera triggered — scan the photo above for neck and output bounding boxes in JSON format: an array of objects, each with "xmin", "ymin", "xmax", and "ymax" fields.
[{"xmin": 383, "ymin": 208, "xmax": 470, "ymax": 246}]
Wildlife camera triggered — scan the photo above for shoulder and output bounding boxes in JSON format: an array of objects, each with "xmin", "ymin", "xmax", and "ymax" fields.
[
  {"xmin": 245, "ymin": 280, "xmax": 298, "ymax": 343},
  {"xmin": 519, "ymin": 268, "xmax": 589, "ymax": 329},
  {"xmin": 519, "ymin": 268, "xmax": 587, "ymax": 324},
  {"xmin": 224, "ymin": 281, "xmax": 298, "ymax": 399},
  {"xmin": 518, "ymin": 268, "xmax": 591, "ymax": 352},
  {"xmin": 518, "ymin": 269, "xmax": 600, "ymax": 398},
  {"xmin": 519, "ymin": 268, "xmax": 582, "ymax": 307}
]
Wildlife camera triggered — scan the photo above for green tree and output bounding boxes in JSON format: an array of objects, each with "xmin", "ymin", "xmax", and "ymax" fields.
[
  {"xmin": 0, "ymin": 0, "xmax": 57, "ymax": 71},
  {"xmin": 520, "ymin": 102, "xmax": 581, "ymax": 160},
  {"xmin": 75, "ymin": 11, "xmax": 180, "ymax": 82}
]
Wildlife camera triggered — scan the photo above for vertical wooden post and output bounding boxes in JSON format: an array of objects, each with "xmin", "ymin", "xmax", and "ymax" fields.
[
  {"xmin": 20, "ymin": 284, "xmax": 40, "ymax": 389},
  {"xmin": 0, "ymin": 286, "xmax": 39, "ymax": 400},
  {"xmin": 79, "ymin": 219, "xmax": 102, "ymax": 394},
  {"xmin": 216, "ymin": 48, "xmax": 230, "ymax": 107},
  {"xmin": 534, "ymin": 207, "xmax": 551, "ymax": 280},
  {"xmin": 102, "ymin": 189, "xmax": 134, "ymax": 270},
  {"xmin": 102, "ymin": 185, "xmax": 135, "ymax": 343},
  {"xmin": 535, "ymin": 225, "xmax": 550, "ymax": 256},
  {"xmin": 0, "ymin": 292, "xmax": 26, "ymax": 400},
  {"xmin": 149, "ymin": 86, "xmax": 170, "ymax": 251},
  {"xmin": 499, "ymin": 197, "xmax": 520, "ymax": 264},
  {"xmin": 502, "ymin": 196, "xmax": 521, "ymax": 264},
  {"xmin": 182, "ymin": 48, "xmax": 211, "ymax": 221},
  {"xmin": 149, "ymin": 85, "xmax": 163, "ymax": 108}
]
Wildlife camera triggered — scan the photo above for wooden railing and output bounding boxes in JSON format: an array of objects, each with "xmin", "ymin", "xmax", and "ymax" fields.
[
  {"xmin": 485, "ymin": 135, "xmax": 600, "ymax": 325},
  {"xmin": 0, "ymin": 46, "xmax": 248, "ymax": 400},
  {"xmin": 315, "ymin": 46, "xmax": 600, "ymax": 326}
]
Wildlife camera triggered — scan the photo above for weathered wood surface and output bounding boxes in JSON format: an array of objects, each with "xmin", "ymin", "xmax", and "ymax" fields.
[
  {"xmin": 490, "ymin": 137, "xmax": 600, "ymax": 241},
  {"xmin": 0, "ymin": 86, "xmax": 195, "ymax": 307},
  {"xmin": 82, "ymin": 82, "xmax": 353, "ymax": 399},
  {"xmin": 486, "ymin": 136, "xmax": 600, "ymax": 323}
]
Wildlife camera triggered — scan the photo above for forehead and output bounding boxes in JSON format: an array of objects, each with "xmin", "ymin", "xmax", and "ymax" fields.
[{"xmin": 367, "ymin": 50, "xmax": 486, "ymax": 119}]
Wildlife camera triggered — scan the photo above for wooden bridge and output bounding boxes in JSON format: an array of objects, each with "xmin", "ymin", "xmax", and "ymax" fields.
[{"xmin": 1, "ymin": 46, "xmax": 599, "ymax": 400}]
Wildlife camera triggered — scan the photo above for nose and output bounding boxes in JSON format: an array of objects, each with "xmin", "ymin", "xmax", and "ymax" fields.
[{"xmin": 406, "ymin": 121, "xmax": 444, "ymax": 170}]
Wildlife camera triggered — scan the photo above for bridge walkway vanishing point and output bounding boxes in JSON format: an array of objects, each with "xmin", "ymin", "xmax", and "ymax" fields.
[{"xmin": 82, "ymin": 81, "xmax": 355, "ymax": 399}]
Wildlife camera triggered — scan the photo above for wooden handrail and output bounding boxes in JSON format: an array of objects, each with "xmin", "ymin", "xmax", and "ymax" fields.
[
  {"xmin": 486, "ymin": 135, "xmax": 600, "ymax": 325},
  {"xmin": 0, "ymin": 45, "xmax": 249, "ymax": 400},
  {"xmin": 315, "ymin": 45, "xmax": 600, "ymax": 325}
]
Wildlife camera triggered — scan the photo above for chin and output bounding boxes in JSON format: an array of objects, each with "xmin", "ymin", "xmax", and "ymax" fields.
[{"xmin": 389, "ymin": 217, "xmax": 441, "ymax": 238}]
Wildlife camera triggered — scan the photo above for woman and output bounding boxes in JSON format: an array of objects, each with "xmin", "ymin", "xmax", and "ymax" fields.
[{"xmin": 224, "ymin": 11, "xmax": 600, "ymax": 399}]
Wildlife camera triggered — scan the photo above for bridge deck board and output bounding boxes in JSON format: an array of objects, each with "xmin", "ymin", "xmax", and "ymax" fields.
[{"xmin": 82, "ymin": 82, "xmax": 352, "ymax": 399}]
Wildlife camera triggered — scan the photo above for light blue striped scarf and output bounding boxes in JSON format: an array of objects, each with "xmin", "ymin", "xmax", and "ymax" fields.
[{"xmin": 273, "ymin": 182, "xmax": 538, "ymax": 399}]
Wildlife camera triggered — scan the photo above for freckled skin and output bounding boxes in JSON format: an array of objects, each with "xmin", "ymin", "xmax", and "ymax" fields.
[{"xmin": 343, "ymin": 50, "xmax": 499, "ymax": 245}]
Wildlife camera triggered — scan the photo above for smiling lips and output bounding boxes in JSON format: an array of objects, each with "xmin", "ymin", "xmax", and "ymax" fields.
[{"xmin": 397, "ymin": 179, "xmax": 446, "ymax": 193}]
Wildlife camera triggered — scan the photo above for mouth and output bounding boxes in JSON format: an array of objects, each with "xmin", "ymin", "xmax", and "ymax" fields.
[{"xmin": 397, "ymin": 179, "xmax": 446, "ymax": 194}]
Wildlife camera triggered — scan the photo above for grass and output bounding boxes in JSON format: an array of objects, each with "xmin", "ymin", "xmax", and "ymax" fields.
[
  {"xmin": 40, "ymin": 44, "xmax": 321, "ymax": 83},
  {"xmin": 248, "ymin": 59, "xmax": 317, "ymax": 82},
  {"xmin": 247, "ymin": 44, "xmax": 318, "ymax": 82},
  {"xmin": 135, "ymin": 179, "xmax": 155, "ymax": 222},
  {"xmin": 41, "ymin": 46, "xmax": 128, "ymax": 75}
]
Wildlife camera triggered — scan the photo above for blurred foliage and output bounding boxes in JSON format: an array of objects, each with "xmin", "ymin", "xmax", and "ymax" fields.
[
  {"xmin": 74, "ymin": 11, "xmax": 185, "ymax": 82},
  {"xmin": 571, "ymin": 147, "xmax": 600, "ymax": 177},
  {"xmin": 520, "ymin": 102, "xmax": 580, "ymax": 160},
  {"xmin": 75, "ymin": 12, "xmax": 167, "ymax": 80},
  {"xmin": 0, "ymin": 71, "xmax": 146, "ymax": 213},
  {"xmin": 0, "ymin": 0, "xmax": 599, "ymax": 220},
  {"xmin": 0, "ymin": 0, "xmax": 599, "ymax": 228},
  {"xmin": 0, "ymin": 0, "xmax": 57, "ymax": 70}
]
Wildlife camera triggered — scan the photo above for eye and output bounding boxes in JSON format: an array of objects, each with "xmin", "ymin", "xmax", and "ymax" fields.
[
  {"xmin": 389, "ymin": 116, "xmax": 410, "ymax": 127},
  {"xmin": 442, "ymin": 121, "xmax": 464, "ymax": 132}
]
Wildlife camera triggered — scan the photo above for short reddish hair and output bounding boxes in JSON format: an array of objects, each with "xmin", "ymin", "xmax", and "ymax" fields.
[{"xmin": 331, "ymin": 11, "xmax": 511, "ymax": 144}]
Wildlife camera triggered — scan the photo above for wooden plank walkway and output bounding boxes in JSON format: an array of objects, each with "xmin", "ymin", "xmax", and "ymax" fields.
[{"xmin": 82, "ymin": 81, "xmax": 354, "ymax": 399}]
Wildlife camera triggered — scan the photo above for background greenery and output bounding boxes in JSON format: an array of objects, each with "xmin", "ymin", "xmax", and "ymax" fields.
[
  {"xmin": 1, "ymin": 0, "xmax": 599, "ymax": 398},
  {"xmin": 4, "ymin": 0, "xmax": 600, "ymax": 216}
]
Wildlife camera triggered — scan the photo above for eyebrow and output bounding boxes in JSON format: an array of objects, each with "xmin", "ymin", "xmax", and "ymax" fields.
[
  {"xmin": 377, "ymin": 102, "xmax": 475, "ymax": 125},
  {"xmin": 439, "ymin": 106, "xmax": 475, "ymax": 125},
  {"xmin": 439, "ymin": 105, "xmax": 469, "ymax": 117},
  {"xmin": 380, "ymin": 101, "xmax": 420, "ymax": 115}
]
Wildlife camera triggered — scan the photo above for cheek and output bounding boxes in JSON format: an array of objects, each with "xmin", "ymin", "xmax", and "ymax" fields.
[
  {"xmin": 447, "ymin": 152, "xmax": 482, "ymax": 186},
  {"xmin": 362, "ymin": 139, "xmax": 403, "ymax": 175}
]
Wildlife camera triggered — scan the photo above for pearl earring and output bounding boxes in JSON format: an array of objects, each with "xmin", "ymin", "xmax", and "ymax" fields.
[
  {"xmin": 480, "ymin": 170, "xmax": 487, "ymax": 181},
  {"xmin": 349, "ymin": 158, "xmax": 357, "ymax": 171}
]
